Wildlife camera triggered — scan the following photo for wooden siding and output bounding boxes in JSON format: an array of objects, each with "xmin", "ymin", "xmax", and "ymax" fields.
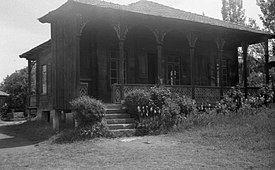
[
  {"xmin": 38, "ymin": 47, "xmax": 53, "ymax": 109},
  {"xmin": 51, "ymin": 17, "xmax": 79, "ymax": 110}
]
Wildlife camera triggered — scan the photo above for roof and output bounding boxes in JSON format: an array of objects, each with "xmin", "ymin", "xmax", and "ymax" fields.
[
  {"xmin": 20, "ymin": 40, "xmax": 51, "ymax": 60},
  {"xmin": 0, "ymin": 91, "xmax": 9, "ymax": 97},
  {"xmin": 39, "ymin": 0, "xmax": 274, "ymax": 37}
]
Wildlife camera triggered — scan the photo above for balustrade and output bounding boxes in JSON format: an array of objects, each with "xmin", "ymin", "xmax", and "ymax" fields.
[{"xmin": 111, "ymin": 84, "xmax": 260, "ymax": 105}]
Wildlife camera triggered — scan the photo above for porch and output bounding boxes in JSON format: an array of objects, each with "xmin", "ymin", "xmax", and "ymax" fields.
[{"xmin": 111, "ymin": 84, "xmax": 260, "ymax": 105}]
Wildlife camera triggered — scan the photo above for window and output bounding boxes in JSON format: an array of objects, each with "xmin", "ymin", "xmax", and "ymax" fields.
[
  {"xmin": 167, "ymin": 56, "xmax": 180, "ymax": 85},
  {"xmin": 110, "ymin": 50, "xmax": 127, "ymax": 85},
  {"xmin": 42, "ymin": 65, "xmax": 47, "ymax": 94},
  {"xmin": 110, "ymin": 51, "xmax": 119, "ymax": 85},
  {"xmin": 216, "ymin": 59, "xmax": 228, "ymax": 86}
]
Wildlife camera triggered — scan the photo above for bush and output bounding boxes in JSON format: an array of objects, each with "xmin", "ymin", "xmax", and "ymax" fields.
[
  {"xmin": 125, "ymin": 86, "xmax": 196, "ymax": 135},
  {"xmin": 161, "ymin": 98, "xmax": 181, "ymax": 129},
  {"xmin": 173, "ymin": 94, "xmax": 197, "ymax": 117},
  {"xmin": 0, "ymin": 103, "xmax": 8, "ymax": 119},
  {"xmin": 70, "ymin": 96, "xmax": 105, "ymax": 127},
  {"xmin": 124, "ymin": 89, "xmax": 151, "ymax": 120},
  {"xmin": 216, "ymin": 85, "xmax": 244, "ymax": 114},
  {"xmin": 53, "ymin": 121, "xmax": 110, "ymax": 144},
  {"xmin": 149, "ymin": 86, "xmax": 172, "ymax": 108},
  {"xmin": 258, "ymin": 84, "xmax": 274, "ymax": 106}
]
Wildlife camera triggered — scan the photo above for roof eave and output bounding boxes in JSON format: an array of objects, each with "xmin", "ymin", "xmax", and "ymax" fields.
[
  {"xmin": 39, "ymin": 0, "xmax": 72, "ymax": 23},
  {"xmin": 19, "ymin": 40, "xmax": 51, "ymax": 60}
]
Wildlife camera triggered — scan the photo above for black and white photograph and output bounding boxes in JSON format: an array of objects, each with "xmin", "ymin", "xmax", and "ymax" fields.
[{"xmin": 0, "ymin": 0, "xmax": 274, "ymax": 169}]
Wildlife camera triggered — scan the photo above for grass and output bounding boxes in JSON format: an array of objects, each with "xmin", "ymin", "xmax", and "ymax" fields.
[
  {"xmin": 0, "ymin": 121, "xmax": 56, "ymax": 143},
  {"xmin": 0, "ymin": 108, "xmax": 274, "ymax": 169}
]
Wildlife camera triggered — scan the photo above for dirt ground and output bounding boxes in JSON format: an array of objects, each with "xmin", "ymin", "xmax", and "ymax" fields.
[{"xmin": 0, "ymin": 120, "xmax": 274, "ymax": 170}]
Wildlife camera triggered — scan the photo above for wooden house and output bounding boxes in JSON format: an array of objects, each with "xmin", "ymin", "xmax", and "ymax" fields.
[{"xmin": 20, "ymin": 0, "xmax": 274, "ymax": 125}]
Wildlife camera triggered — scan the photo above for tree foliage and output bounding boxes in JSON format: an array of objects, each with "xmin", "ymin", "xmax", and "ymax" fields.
[
  {"xmin": 0, "ymin": 67, "xmax": 29, "ymax": 111},
  {"xmin": 221, "ymin": 0, "xmax": 246, "ymax": 25},
  {"xmin": 221, "ymin": 0, "xmax": 269, "ymax": 87},
  {"xmin": 257, "ymin": 0, "xmax": 275, "ymax": 33}
]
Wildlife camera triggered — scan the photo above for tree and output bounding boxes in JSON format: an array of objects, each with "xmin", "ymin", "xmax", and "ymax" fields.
[
  {"xmin": 221, "ymin": 0, "xmax": 268, "ymax": 87},
  {"xmin": 221, "ymin": 0, "xmax": 246, "ymax": 25},
  {"xmin": 257, "ymin": 0, "xmax": 275, "ymax": 33},
  {"xmin": 0, "ymin": 67, "xmax": 29, "ymax": 111},
  {"xmin": 257, "ymin": 0, "xmax": 275, "ymax": 84}
]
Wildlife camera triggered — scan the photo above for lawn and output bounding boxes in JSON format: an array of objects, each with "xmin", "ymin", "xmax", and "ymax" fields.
[{"xmin": 0, "ymin": 108, "xmax": 274, "ymax": 169}]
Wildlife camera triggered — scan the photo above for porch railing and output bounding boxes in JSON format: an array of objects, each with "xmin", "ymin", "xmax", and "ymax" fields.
[
  {"xmin": 29, "ymin": 95, "xmax": 37, "ymax": 108},
  {"xmin": 111, "ymin": 84, "xmax": 260, "ymax": 105}
]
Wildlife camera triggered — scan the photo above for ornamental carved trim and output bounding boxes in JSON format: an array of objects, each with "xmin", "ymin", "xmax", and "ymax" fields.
[
  {"xmin": 152, "ymin": 29, "xmax": 166, "ymax": 45},
  {"xmin": 186, "ymin": 32, "xmax": 198, "ymax": 48},
  {"xmin": 113, "ymin": 23, "xmax": 128, "ymax": 41},
  {"xmin": 216, "ymin": 37, "xmax": 226, "ymax": 51},
  {"xmin": 76, "ymin": 13, "xmax": 89, "ymax": 36}
]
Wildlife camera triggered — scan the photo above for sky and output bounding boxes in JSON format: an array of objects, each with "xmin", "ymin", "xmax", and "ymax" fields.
[{"xmin": 0, "ymin": 0, "xmax": 264, "ymax": 83}]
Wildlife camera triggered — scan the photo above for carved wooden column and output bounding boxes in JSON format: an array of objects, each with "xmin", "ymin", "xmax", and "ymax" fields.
[
  {"xmin": 186, "ymin": 32, "xmax": 198, "ymax": 99},
  {"xmin": 242, "ymin": 42, "xmax": 248, "ymax": 98},
  {"xmin": 156, "ymin": 44, "xmax": 163, "ymax": 84},
  {"xmin": 27, "ymin": 59, "xmax": 32, "ymax": 121},
  {"xmin": 119, "ymin": 40, "xmax": 125, "ymax": 84},
  {"xmin": 114, "ymin": 24, "xmax": 128, "ymax": 84},
  {"xmin": 216, "ymin": 37, "xmax": 225, "ymax": 99},
  {"xmin": 76, "ymin": 14, "xmax": 88, "ymax": 97},
  {"xmin": 153, "ymin": 29, "xmax": 166, "ymax": 84},
  {"xmin": 264, "ymin": 39, "xmax": 269, "ymax": 84}
]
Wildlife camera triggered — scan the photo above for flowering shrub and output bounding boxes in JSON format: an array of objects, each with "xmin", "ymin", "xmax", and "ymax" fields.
[
  {"xmin": 70, "ymin": 96, "xmax": 105, "ymax": 127},
  {"xmin": 149, "ymin": 86, "xmax": 172, "ymax": 108},
  {"xmin": 216, "ymin": 85, "xmax": 244, "ymax": 114},
  {"xmin": 161, "ymin": 98, "xmax": 181, "ymax": 129},
  {"xmin": 173, "ymin": 94, "xmax": 197, "ymax": 117},
  {"xmin": 79, "ymin": 121, "xmax": 109, "ymax": 138},
  {"xmin": 124, "ymin": 89, "xmax": 151, "ymax": 120},
  {"xmin": 125, "ymin": 86, "xmax": 196, "ymax": 135},
  {"xmin": 216, "ymin": 84, "xmax": 274, "ymax": 114},
  {"xmin": 258, "ymin": 84, "xmax": 274, "ymax": 106}
]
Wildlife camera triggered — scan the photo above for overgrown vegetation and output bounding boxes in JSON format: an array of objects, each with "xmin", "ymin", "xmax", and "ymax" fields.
[
  {"xmin": 216, "ymin": 84, "xmax": 274, "ymax": 114},
  {"xmin": 124, "ymin": 86, "xmax": 197, "ymax": 135},
  {"xmin": 0, "ymin": 67, "xmax": 33, "ymax": 114},
  {"xmin": 53, "ymin": 96, "xmax": 109, "ymax": 144},
  {"xmin": 124, "ymin": 84, "xmax": 275, "ymax": 138}
]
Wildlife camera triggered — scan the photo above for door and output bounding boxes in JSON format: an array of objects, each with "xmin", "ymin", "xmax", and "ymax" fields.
[
  {"xmin": 148, "ymin": 53, "xmax": 157, "ymax": 84},
  {"xmin": 167, "ymin": 56, "xmax": 180, "ymax": 85}
]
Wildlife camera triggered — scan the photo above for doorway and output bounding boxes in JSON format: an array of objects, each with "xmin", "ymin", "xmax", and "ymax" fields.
[
  {"xmin": 167, "ymin": 56, "xmax": 180, "ymax": 85},
  {"xmin": 148, "ymin": 53, "xmax": 157, "ymax": 84}
]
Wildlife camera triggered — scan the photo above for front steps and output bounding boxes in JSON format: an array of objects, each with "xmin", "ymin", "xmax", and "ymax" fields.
[{"xmin": 104, "ymin": 104, "xmax": 136, "ymax": 136}]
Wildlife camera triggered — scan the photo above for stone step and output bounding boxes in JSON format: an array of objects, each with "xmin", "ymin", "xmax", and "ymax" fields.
[
  {"xmin": 105, "ymin": 113, "xmax": 131, "ymax": 119},
  {"xmin": 105, "ymin": 109, "xmax": 127, "ymax": 114},
  {"xmin": 107, "ymin": 123, "xmax": 135, "ymax": 130},
  {"xmin": 109, "ymin": 129, "xmax": 136, "ymax": 137},
  {"xmin": 104, "ymin": 104, "xmax": 124, "ymax": 110},
  {"xmin": 106, "ymin": 118, "xmax": 135, "ymax": 124}
]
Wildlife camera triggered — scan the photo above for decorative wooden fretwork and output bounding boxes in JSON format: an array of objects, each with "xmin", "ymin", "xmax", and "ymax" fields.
[
  {"xmin": 80, "ymin": 82, "xmax": 88, "ymax": 97},
  {"xmin": 112, "ymin": 84, "xmax": 122, "ymax": 103},
  {"xmin": 112, "ymin": 84, "xmax": 192, "ymax": 104},
  {"xmin": 195, "ymin": 87, "xmax": 220, "ymax": 104},
  {"xmin": 111, "ymin": 84, "xmax": 260, "ymax": 105},
  {"xmin": 167, "ymin": 85, "xmax": 192, "ymax": 98}
]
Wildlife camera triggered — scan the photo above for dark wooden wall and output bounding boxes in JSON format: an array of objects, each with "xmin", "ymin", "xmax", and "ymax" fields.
[
  {"xmin": 51, "ymin": 17, "xmax": 79, "ymax": 110},
  {"xmin": 37, "ymin": 48, "xmax": 53, "ymax": 110}
]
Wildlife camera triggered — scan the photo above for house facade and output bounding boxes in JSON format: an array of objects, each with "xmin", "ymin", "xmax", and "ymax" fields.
[{"xmin": 20, "ymin": 0, "xmax": 274, "ymax": 122}]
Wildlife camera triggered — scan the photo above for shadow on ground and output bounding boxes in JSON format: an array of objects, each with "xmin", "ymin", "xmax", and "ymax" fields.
[{"xmin": 0, "ymin": 120, "xmax": 54, "ymax": 149}]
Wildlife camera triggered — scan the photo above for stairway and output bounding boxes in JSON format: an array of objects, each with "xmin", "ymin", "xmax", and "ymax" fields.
[{"xmin": 104, "ymin": 104, "xmax": 136, "ymax": 136}]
